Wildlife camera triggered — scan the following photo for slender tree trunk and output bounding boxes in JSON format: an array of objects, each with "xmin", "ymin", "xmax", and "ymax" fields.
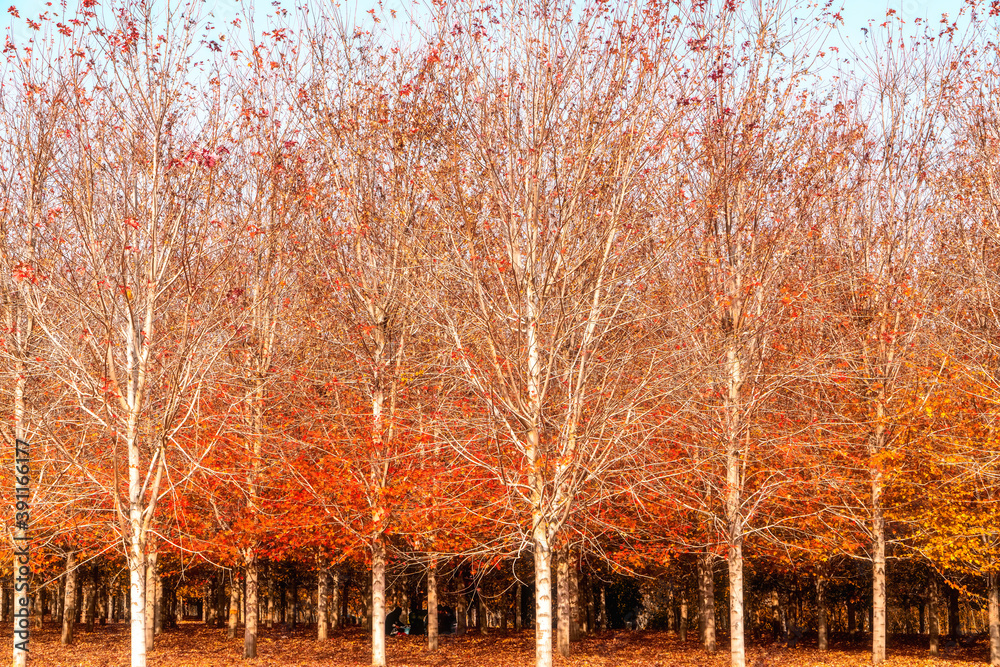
[
  {"xmin": 585, "ymin": 574, "xmax": 595, "ymax": 634},
  {"xmin": 342, "ymin": 577, "xmax": 350, "ymax": 626},
  {"xmin": 228, "ymin": 571, "xmax": 240, "ymax": 639},
  {"xmin": 87, "ymin": 567, "xmax": 100, "ymax": 633},
  {"xmin": 129, "ymin": 546, "xmax": 147, "ymax": 667},
  {"xmin": 929, "ymin": 576, "xmax": 940, "ymax": 656},
  {"xmin": 144, "ymin": 551, "xmax": 157, "ymax": 652},
  {"xmin": 317, "ymin": 567, "xmax": 329, "ymax": 641},
  {"xmin": 456, "ymin": 600, "xmax": 467, "ymax": 635},
  {"xmin": 569, "ymin": 551, "xmax": 580, "ymax": 641},
  {"xmin": 515, "ymin": 582, "xmax": 522, "ymax": 631},
  {"xmin": 80, "ymin": 568, "xmax": 92, "ymax": 632},
  {"xmin": 290, "ymin": 579, "xmax": 298, "ymax": 629},
  {"xmin": 428, "ymin": 560, "xmax": 438, "ymax": 651},
  {"xmin": 597, "ymin": 584, "xmax": 607, "ymax": 631},
  {"xmin": 680, "ymin": 587, "xmax": 688, "ymax": 642},
  {"xmin": 153, "ymin": 573, "xmax": 162, "ymax": 636},
  {"xmin": 557, "ymin": 546, "xmax": 570, "ymax": 657},
  {"xmin": 534, "ymin": 538, "xmax": 554, "ymax": 667},
  {"xmin": 698, "ymin": 551, "xmax": 716, "ymax": 652},
  {"xmin": 817, "ymin": 576, "xmax": 828, "ymax": 652},
  {"xmin": 872, "ymin": 456, "xmax": 887, "ymax": 664},
  {"xmin": 244, "ymin": 554, "xmax": 259, "ymax": 658},
  {"xmin": 372, "ymin": 536, "xmax": 386, "ymax": 667},
  {"xmin": 988, "ymin": 570, "xmax": 999, "ymax": 666},
  {"xmin": 727, "ymin": 539, "xmax": 745, "ymax": 667},
  {"xmin": 61, "ymin": 552, "xmax": 77, "ymax": 646},
  {"xmin": 266, "ymin": 572, "xmax": 275, "ymax": 630},
  {"xmin": 478, "ymin": 588, "xmax": 488, "ymax": 635},
  {"xmin": 331, "ymin": 569, "xmax": 341, "ymax": 630}
]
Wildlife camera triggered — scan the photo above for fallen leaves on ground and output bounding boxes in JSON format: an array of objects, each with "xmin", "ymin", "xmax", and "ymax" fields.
[{"xmin": 15, "ymin": 623, "xmax": 992, "ymax": 667}]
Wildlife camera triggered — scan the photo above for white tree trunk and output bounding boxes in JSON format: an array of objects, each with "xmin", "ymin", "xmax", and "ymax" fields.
[
  {"xmin": 872, "ymin": 473, "xmax": 886, "ymax": 665},
  {"xmin": 727, "ymin": 540, "xmax": 745, "ymax": 667},
  {"xmin": 228, "ymin": 570, "xmax": 240, "ymax": 639},
  {"xmin": 371, "ymin": 537, "xmax": 386, "ymax": 667},
  {"xmin": 534, "ymin": 538, "xmax": 554, "ymax": 667},
  {"xmin": 128, "ymin": 547, "xmax": 147, "ymax": 667}
]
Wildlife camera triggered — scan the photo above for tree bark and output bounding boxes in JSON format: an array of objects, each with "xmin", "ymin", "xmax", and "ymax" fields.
[
  {"xmin": 534, "ymin": 539, "xmax": 554, "ymax": 667},
  {"xmin": 872, "ymin": 475, "xmax": 887, "ymax": 665},
  {"xmin": 317, "ymin": 567, "xmax": 329, "ymax": 641},
  {"xmin": 727, "ymin": 540, "xmax": 745, "ymax": 667},
  {"xmin": 477, "ymin": 587, "xmax": 488, "ymax": 635},
  {"xmin": 569, "ymin": 551, "xmax": 580, "ymax": 641},
  {"xmin": 598, "ymin": 583, "xmax": 607, "ymax": 631},
  {"xmin": 87, "ymin": 567, "xmax": 100, "ymax": 633},
  {"xmin": 817, "ymin": 576, "xmax": 828, "ymax": 651},
  {"xmin": 244, "ymin": 554, "xmax": 259, "ymax": 658},
  {"xmin": 584, "ymin": 574, "xmax": 595, "ymax": 635},
  {"xmin": 680, "ymin": 587, "xmax": 688, "ymax": 642},
  {"xmin": 929, "ymin": 576, "xmax": 940, "ymax": 656},
  {"xmin": 266, "ymin": 572, "xmax": 275, "ymax": 629},
  {"xmin": 557, "ymin": 546, "xmax": 570, "ymax": 657},
  {"xmin": 144, "ymin": 551, "xmax": 157, "ymax": 652},
  {"xmin": 698, "ymin": 551, "xmax": 716, "ymax": 652},
  {"xmin": 227, "ymin": 570, "xmax": 239, "ymax": 639},
  {"xmin": 331, "ymin": 569, "xmax": 341, "ymax": 631},
  {"xmin": 427, "ymin": 560, "xmax": 438, "ymax": 651},
  {"xmin": 988, "ymin": 570, "xmax": 999, "ymax": 666},
  {"xmin": 153, "ymin": 572, "xmax": 162, "ymax": 636},
  {"xmin": 515, "ymin": 582, "xmax": 522, "ymax": 631},
  {"xmin": 61, "ymin": 552, "xmax": 77, "ymax": 646},
  {"xmin": 372, "ymin": 536, "xmax": 386, "ymax": 667}
]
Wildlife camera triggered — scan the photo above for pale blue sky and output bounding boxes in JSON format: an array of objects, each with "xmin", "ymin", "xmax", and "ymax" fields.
[{"xmin": 0, "ymin": 0, "xmax": 971, "ymax": 62}]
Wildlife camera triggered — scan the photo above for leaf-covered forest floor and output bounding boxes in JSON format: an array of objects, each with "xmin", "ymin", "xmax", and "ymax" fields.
[{"xmin": 12, "ymin": 623, "xmax": 992, "ymax": 667}]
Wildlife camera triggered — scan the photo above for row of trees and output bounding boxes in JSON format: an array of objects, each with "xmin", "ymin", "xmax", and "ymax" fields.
[{"xmin": 2, "ymin": 1, "xmax": 1000, "ymax": 667}]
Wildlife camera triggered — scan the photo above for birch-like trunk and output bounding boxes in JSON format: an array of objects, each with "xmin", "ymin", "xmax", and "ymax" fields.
[
  {"xmin": 534, "ymin": 538, "xmax": 554, "ymax": 667},
  {"xmin": 128, "ymin": 545, "xmax": 147, "ymax": 667},
  {"xmin": 227, "ymin": 571, "xmax": 239, "ymax": 639},
  {"xmin": 698, "ymin": 552, "xmax": 716, "ymax": 652},
  {"xmin": 145, "ymin": 551, "xmax": 157, "ymax": 651},
  {"xmin": 371, "ymin": 537, "xmax": 386, "ymax": 667},
  {"xmin": 872, "ymin": 469, "xmax": 886, "ymax": 664},
  {"xmin": 427, "ymin": 560, "xmax": 438, "ymax": 651},
  {"xmin": 680, "ymin": 589, "xmax": 688, "ymax": 642},
  {"xmin": 727, "ymin": 540, "xmax": 745, "ymax": 667},
  {"xmin": 557, "ymin": 546, "xmax": 570, "ymax": 657},
  {"xmin": 317, "ymin": 567, "xmax": 329, "ymax": 641},
  {"xmin": 244, "ymin": 555, "xmax": 258, "ymax": 658},
  {"xmin": 61, "ymin": 552, "xmax": 77, "ymax": 645}
]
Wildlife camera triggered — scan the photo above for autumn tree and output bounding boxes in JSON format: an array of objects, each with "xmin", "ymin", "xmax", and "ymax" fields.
[
  {"xmin": 17, "ymin": 3, "xmax": 241, "ymax": 665},
  {"xmin": 426, "ymin": 1, "xmax": 682, "ymax": 665}
]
